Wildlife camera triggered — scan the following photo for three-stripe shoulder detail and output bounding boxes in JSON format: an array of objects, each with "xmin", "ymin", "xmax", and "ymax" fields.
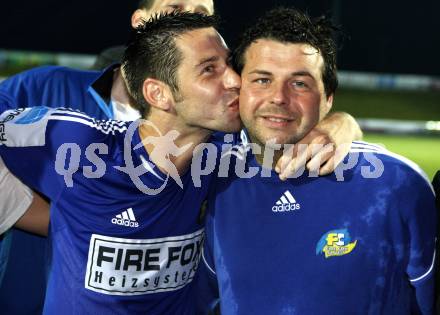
[{"xmin": 49, "ymin": 108, "xmax": 128, "ymax": 134}]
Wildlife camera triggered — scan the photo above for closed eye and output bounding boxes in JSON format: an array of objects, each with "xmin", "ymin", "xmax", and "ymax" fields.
[{"xmin": 201, "ymin": 65, "xmax": 215, "ymax": 75}]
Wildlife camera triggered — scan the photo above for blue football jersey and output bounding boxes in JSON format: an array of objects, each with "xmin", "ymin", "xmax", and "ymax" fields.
[
  {"xmin": 200, "ymin": 140, "xmax": 436, "ymax": 315},
  {"xmin": 0, "ymin": 65, "xmax": 115, "ymax": 119},
  {"xmin": 0, "ymin": 107, "xmax": 214, "ymax": 314}
]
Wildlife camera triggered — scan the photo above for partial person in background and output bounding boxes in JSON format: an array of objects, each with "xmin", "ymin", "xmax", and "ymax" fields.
[
  {"xmin": 92, "ymin": 0, "xmax": 214, "ymax": 69},
  {"xmin": 0, "ymin": 162, "xmax": 49, "ymax": 313},
  {"xmin": 199, "ymin": 7, "xmax": 436, "ymax": 315},
  {"xmin": 0, "ymin": 157, "xmax": 47, "ymax": 236}
]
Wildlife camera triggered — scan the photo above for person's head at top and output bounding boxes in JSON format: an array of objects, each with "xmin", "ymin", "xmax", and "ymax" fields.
[
  {"xmin": 131, "ymin": 0, "xmax": 214, "ymax": 28},
  {"xmin": 234, "ymin": 7, "xmax": 338, "ymax": 162},
  {"xmin": 122, "ymin": 11, "xmax": 241, "ymax": 137}
]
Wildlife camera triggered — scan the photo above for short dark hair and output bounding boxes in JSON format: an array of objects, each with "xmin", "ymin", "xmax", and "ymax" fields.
[
  {"xmin": 137, "ymin": 0, "xmax": 154, "ymax": 10},
  {"xmin": 122, "ymin": 11, "xmax": 218, "ymax": 117},
  {"xmin": 234, "ymin": 7, "xmax": 339, "ymax": 97}
]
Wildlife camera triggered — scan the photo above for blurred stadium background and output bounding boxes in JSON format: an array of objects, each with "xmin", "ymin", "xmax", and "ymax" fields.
[{"xmin": 0, "ymin": 0, "xmax": 438, "ymax": 179}]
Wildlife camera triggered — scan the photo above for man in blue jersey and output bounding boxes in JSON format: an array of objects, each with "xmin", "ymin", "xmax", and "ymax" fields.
[
  {"xmin": 200, "ymin": 7, "xmax": 437, "ymax": 315},
  {"xmin": 0, "ymin": 2, "xmax": 211, "ymax": 314},
  {"xmin": 0, "ymin": 12, "xmax": 243, "ymax": 314},
  {"xmin": 0, "ymin": 3, "xmax": 217, "ymax": 313}
]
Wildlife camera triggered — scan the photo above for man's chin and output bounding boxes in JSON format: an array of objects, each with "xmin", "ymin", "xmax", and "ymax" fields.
[
  {"xmin": 213, "ymin": 120, "xmax": 243, "ymax": 134},
  {"xmin": 265, "ymin": 139, "xmax": 293, "ymax": 150},
  {"xmin": 260, "ymin": 133, "xmax": 302, "ymax": 147}
]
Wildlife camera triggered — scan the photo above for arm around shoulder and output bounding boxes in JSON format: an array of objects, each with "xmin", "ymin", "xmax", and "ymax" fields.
[{"xmin": 0, "ymin": 157, "xmax": 34, "ymax": 234}]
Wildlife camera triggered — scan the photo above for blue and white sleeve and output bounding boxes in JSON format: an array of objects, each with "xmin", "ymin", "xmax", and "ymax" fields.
[
  {"xmin": 0, "ymin": 105, "xmax": 113, "ymax": 200},
  {"xmin": 0, "ymin": 106, "xmax": 68, "ymax": 199},
  {"xmin": 403, "ymin": 170, "xmax": 437, "ymax": 314}
]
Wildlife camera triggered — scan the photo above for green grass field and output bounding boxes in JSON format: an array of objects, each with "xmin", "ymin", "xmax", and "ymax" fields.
[
  {"xmin": 332, "ymin": 88, "xmax": 440, "ymax": 181},
  {"xmin": 334, "ymin": 88, "xmax": 440, "ymax": 121},
  {"xmin": 363, "ymin": 134, "xmax": 439, "ymax": 180}
]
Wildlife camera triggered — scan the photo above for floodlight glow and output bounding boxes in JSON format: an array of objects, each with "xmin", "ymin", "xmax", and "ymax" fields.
[{"xmin": 426, "ymin": 121, "xmax": 440, "ymax": 131}]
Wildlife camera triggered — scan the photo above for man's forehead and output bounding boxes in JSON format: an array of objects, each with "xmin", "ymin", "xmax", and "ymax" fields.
[
  {"xmin": 177, "ymin": 28, "xmax": 228, "ymax": 57},
  {"xmin": 244, "ymin": 39, "xmax": 323, "ymax": 72},
  {"xmin": 150, "ymin": 0, "xmax": 214, "ymax": 14}
]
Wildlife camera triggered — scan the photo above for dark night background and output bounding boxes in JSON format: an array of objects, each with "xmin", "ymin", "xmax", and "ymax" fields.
[{"xmin": 0, "ymin": 0, "xmax": 439, "ymax": 75}]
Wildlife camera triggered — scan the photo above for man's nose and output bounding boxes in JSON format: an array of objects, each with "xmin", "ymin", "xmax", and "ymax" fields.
[{"xmin": 224, "ymin": 67, "xmax": 241, "ymax": 91}]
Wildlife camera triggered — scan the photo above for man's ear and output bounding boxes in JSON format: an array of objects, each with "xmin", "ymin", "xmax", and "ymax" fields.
[
  {"xmin": 131, "ymin": 9, "xmax": 148, "ymax": 28},
  {"xmin": 142, "ymin": 78, "xmax": 173, "ymax": 111},
  {"xmin": 324, "ymin": 93, "xmax": 334, "ymax": 115}
]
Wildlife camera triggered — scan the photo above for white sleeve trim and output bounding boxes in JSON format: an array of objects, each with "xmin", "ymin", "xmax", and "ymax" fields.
[
  {"xmin": 202, "ymin": 247, "xmax": 216, "ymax": 276},
  {"xmin": 409, "ymin": 249, "xmax": 436, "ymax": 283},
  {"xmin": 0, "ymin": 157, "xmax": 33, "ymax": 234}
]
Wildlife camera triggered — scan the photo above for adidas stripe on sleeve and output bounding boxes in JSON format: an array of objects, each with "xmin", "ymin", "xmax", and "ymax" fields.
[{"xmin": 0, "ymin": 106, "xmax": 125, "ymax": 199}]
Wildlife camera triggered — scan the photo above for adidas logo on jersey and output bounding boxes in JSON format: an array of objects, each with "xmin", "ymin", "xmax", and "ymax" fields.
[
  {"xmin": 272, "ymin": 190, "xmax": 300, "ymax": 212},
  {"xmin": 111, "ymin": 208, "xmax": 139, "ymax": 228}
]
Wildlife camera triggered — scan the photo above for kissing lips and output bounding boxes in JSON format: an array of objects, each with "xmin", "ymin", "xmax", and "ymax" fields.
[{"xmin": 227, "ymin": 98, "xmax": 239, "ymax": 112}]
